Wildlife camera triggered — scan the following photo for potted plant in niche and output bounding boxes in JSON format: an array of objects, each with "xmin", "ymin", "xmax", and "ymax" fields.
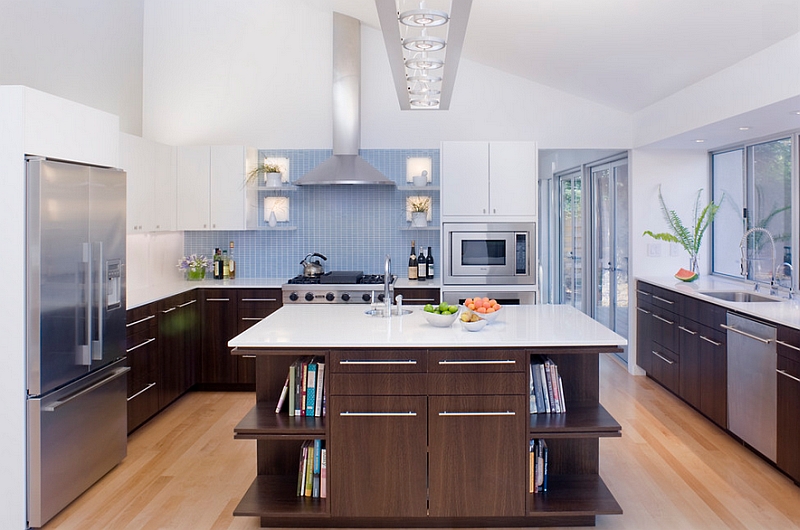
[
  {"xmin": 409, "ymin": 196, "xmax": 431, "ymax": 228},
  {"xmin": 177, "ymin": 254, "xmax": 211, "ymax": 281},
  {"xmin": 643, "ymin": 185, "xmax": 723, "ymax": 281},
  {"xmin": 247, "ymin": 161, "xmax": 284, "ymax": 188}
]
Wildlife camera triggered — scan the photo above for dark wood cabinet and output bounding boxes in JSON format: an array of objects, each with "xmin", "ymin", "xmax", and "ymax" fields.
[
  {"xmin": 394, "ymin": 286, "xmax": 440, "ymax": 305},
  {"xmin": 236, "ymin": 289, "xmax": 282, "ymax": 385},
  {"xmin": 126, "ymin": 303, "xmax": 160, "ymax": 433},
  {"xmin": 777, "ymin": 326, "xmax": 800, "ymax": 484},
  {"xmin": 636, "ymin": 286, "xmax": 654, "ymax": 374},
  {"xmin": 199, "ymin": 289, "xmax": 243, "ymax": 388},
  {"xmin": 157, "ymin": 291, "xmax": 197, "ymax": 408}
]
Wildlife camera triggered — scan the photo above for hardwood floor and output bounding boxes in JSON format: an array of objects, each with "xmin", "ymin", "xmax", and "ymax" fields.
[{"xmin": 43, "ymin": 355, "xmax": 800, "ymax": 530}]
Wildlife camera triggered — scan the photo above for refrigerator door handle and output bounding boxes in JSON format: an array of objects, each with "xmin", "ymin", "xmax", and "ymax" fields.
[
  {"xmin": 42, "ymin": 366, "xmax": 130, "ymax": 412},
  {"xmin": 91, "ymin": 241, "xmax": 104, "ymax": 361},
  {"xmin": 79, "ymin": 242, "xmax": 92, "ymax": 366}
]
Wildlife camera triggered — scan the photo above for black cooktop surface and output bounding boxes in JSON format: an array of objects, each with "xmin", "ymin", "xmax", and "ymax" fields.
[{"xmin": 287, "ymin": 271, "xmax": 390, "ymax": 285}]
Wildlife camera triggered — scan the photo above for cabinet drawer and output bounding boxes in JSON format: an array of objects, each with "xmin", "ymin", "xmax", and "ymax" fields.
[
  {"xmin": 650, "ymin": 345, "xmax": 679, "ymax": 394},
  {"xmin": 777, "ymin": 325, "xmax": 800, "ymax": 364},
  {"xmin": 428, "ymin": 371, "xmax": 526, "ymax": 395},
  {"xmin": 428, "ymin": 349, "xmax": 526, "ymax": 373},
  {"xmin": 328, "ymin": 373, "xmax": 427, "ymax": 396},
  {"xmin": 126, "ymin": 304, "xmax": 157, "ymax": 337},
  {"xmin": 330, "ymin": 349, "xmax": 425, "ymax": 373},
  {"xmin": 650, "ymin": 285, "xmax": 680, "ymax": 313},
  {"xmin": 651, "ymin": 307, "xmax": 678, "ymax": 352}
]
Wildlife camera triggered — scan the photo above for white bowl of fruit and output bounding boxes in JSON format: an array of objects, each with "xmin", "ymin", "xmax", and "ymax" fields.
[
  {"xmin": 422, "ymin": 302, "xmax": 460, "ymax": 327},
  {"xmin": 462, "ymin": 297, "xmax": 502, "ymax": 323},
  {"xmin": 459, "ymin": 310, "xmax": 488, "ymax": 331}
]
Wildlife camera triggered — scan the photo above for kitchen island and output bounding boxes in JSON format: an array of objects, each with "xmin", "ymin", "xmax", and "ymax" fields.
[{"xmin": 228, "ymin": 304, "xmax": 627, "ymax": 528}]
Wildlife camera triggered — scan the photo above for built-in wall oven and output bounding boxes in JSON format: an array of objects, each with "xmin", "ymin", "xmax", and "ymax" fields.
[
  {"xmin": 443, "ymin": 222, "xmax": 535, "ymax": 285},
  {"xmin": 441, "ymin": 288, "xmax": 536, "ymax": 306}
]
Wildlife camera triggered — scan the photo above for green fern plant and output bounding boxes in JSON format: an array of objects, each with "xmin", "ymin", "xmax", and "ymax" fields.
[{"xmin": 643, "ymin": 186, "xmax": 723, "ymax": 272}]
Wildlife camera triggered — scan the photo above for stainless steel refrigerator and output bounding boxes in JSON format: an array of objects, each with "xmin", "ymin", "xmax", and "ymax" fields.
[{"xmin": 26, "ymin": 157, "xmax": 128, "ymax": 528}]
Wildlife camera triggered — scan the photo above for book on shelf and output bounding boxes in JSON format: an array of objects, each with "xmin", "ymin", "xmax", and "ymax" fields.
[
  {"xmin": 300, "ymin": 358, "xmax": 310, "ymax": 416},
  {"xmin": 531, "ymin": 356, "xmax": 565, "ymax": 414},
  {"xmin": 314, "ymin": 362, "xmax": 325, "ymax": 417},
  {"xmin": 297, "ymin": 439, "xmax": 326, "ymax": 498},
  {"xmin": 282, "ymin": 358, "xmax": 326, "ymax": 418},
  {"xmin": 275, "ymin": 372, "xmax": 290, "ymax": 413},
  {"xmin": 306, "ymin": 361, "xmax": 318, "ymax": 417},
  {"xmin": 529, "ymin": 439, "xmax": 548, "ymax": 493}
]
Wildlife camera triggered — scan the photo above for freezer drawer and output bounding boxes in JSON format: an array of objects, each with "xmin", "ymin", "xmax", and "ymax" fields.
[{"xmin": 27, "ymin": 360, "xmax": 129, "ymax": 528}]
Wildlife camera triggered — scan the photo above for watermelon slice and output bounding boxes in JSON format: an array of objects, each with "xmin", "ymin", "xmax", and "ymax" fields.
[{"xmin": 674, "ymin": 268, "xmax": 698, "ymax": 282}]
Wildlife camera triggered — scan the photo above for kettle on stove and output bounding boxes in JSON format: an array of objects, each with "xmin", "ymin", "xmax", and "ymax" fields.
[{"xmin": 300, "ymin": 252, "xmax": 327, "ymax": 277}]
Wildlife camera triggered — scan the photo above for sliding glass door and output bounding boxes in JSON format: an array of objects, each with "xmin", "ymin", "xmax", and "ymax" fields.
[{"xmin": 558, "ymin": 171, "xmax": 583, "ymax": 309}]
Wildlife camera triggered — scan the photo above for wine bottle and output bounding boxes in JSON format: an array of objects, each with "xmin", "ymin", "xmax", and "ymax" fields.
[
  {"xmin": 426, "ymin": 246, "xmax": 434, "ymax": 279},
  {"xmin": 408, "ymin": 240, "xmax": 418, "ymax": 280},
  {"xmin": 228, "ymin": 241, "xmax": 236, "ymax": 280},
  {"xmin": 213, "ymin": 248, "xmax": 223, "ymax": 279},
  {"xmin": 417, "ymin": 248, "xmax": 426, "ymax": 281},
  {"xmin": 222, "ymin": 250, "xmax": 230, "ymax": 279}
]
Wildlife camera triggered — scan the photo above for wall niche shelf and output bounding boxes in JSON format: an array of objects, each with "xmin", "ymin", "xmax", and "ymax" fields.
[
  {"xmin": 400, "ymin": 226, "xmax": 440, "ymax": 231},
  {"xmin": 398, "ymin": 185, "xmax": 440, "ymax": 192}
]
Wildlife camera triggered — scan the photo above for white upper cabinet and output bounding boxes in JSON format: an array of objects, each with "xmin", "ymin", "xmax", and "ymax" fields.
[
  {"xmin": 121, "ymin": 133, "xmax": 177, "ymax": 234},
  {"xmin": 176, "ymin": 145, "xmax": 256, "ymax": 231},
  {"xmin": 151, "ymin": 141, "xmax": 177, "ymax": 232},
  {"xmin": 442, "ymin": 141, "xmax": 537, "ymax": 219}
]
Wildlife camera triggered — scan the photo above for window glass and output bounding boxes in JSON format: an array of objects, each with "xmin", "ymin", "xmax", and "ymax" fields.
[{"xmin": 712, "ymin": 149, "xmax": 744, "ymax": 277}]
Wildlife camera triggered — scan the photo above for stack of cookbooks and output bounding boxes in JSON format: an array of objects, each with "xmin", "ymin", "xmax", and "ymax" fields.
[
  {"xmin": 275, "ymin": 357, "xmax": 325, "ymax": 417},
  {"xmin": 529, "ymin": 355, "xmax": 566, "ymax": 414}
]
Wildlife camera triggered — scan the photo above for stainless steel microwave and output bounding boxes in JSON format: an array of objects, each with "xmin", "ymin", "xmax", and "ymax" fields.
[{"xmin": 443, "ymin": 222, "xmax": 535, "ymax": 285}]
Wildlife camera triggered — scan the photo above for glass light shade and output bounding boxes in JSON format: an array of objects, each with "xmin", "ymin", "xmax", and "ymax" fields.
[
  {"xmin": 410, "ymin": 98, "xmax": 440, "ymax": 108},
  {"xmin": 399, "ymin": 8, "xmax": 449, "ymax": 27},
  {"xmin": 405, "ymin": 55, "xmax": 444, "ymax": 70},
  {"xmin": 402, "ymin": 35, "xmax": 445, "ymax": 52},
  {"xmin": 264, "ymin": 196, "xmax": 290, "ymax": 222}
]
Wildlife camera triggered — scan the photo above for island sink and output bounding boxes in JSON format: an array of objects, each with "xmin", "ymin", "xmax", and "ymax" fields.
[{"xmin": 699, "ymin": 291, "xmax": 782, "ymax": 303}]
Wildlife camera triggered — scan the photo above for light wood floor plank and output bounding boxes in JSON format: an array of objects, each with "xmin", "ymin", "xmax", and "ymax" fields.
[{"xmin": 42, "ymin": 355, "xmax": 800, "ymax": 530}]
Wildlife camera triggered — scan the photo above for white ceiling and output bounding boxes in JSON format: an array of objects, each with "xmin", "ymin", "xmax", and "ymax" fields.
[{"xmin": 333, "ymin": 0, "xmax": 800, "ymax": 113}]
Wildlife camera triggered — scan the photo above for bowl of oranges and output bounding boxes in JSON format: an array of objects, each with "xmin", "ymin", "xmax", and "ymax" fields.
[{"xmin": 462, "ymin": 296, "xmax": 502, "ymax": 323}]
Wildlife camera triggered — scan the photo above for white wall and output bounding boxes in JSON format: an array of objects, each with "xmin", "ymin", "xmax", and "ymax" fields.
[
  {"xmin": 142, "ymin": 0, "xmax": 632, "ymax": 149},
  {"xmin": 0, "ymin": 0, "xmax": 144, "ymax": 136}
]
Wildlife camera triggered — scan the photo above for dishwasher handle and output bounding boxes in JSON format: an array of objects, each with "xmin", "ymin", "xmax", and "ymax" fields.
[{"xmin": 721, "ymin": 323, "xmax": 773, "ymax": 344}]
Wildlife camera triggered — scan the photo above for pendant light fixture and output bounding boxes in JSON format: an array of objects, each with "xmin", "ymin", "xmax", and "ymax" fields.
[{"xmin": 375, "ymin": 0, "xmax": 472, "ymax": 110}]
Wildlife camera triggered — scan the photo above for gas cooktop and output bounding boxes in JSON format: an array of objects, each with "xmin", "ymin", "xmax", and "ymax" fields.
[{"xmin": 283, "ymin": 271, "xmax": 395, "ymax": 304}]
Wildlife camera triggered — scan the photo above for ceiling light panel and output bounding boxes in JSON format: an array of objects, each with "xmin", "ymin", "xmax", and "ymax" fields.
[{"xmin": 376, "ymin": 0, "xmax": 472, "ymax": 110}]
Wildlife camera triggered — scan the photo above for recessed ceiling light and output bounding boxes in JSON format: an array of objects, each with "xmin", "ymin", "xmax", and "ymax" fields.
[
  {"xmin": 694, "ymin": 139, "xmax": 705, "ymax": 143},
  {"xmin": 795, "ymin": 111, "xmax": 800, "ymax": 115},
  {"xmin": 739, "ymin": 126, "xmax": 751, "ymax": 131}
]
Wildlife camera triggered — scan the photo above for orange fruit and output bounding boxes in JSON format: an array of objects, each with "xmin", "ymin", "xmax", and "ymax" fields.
[
  {"xmin": 464, "ymin": 298, "xmax": 473, "ymax": 306},
  {"xmin": 467, "ymin": 303, "xmax": 476, "ymax": 310},
  {"xmin": 486, "ymin": 307, "xmax": 495, "ymax": 313},
  {"xmin": 476, "ymin": 307, "xmax": 487, "ymax": 313}
]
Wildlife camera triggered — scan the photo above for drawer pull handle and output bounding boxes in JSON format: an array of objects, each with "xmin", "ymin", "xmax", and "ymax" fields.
[
  {"xmin": 721, "ymin": 324, "xmax": 772, "ymax": 344},
  {"xmin": 241, "ymin": 317, "xmax": 265, "ymax": 321},
  {"xmin": 438, "ymin": 411, "xmax": 515, "ymax": 416},
  {"xmin": 438, "ymin": 359, "xmax": 516, "ymax": 365},
  {"xmin": 126, "ymin": 337, "xmax": 156, "ymax": 353},
  {"xmin": 242, "ymin": 355, "xmax": 257, "ymax": 359},
  {"xmin": 127, "ymin": 382, "xmax": 157, "ymax": 401},
  {"xmin": 206, "ymin": 298, "xmax": 230, "ymax": 302},
  {"xmin": 653, "ymin": 314, "xmax": 674, "ymax": 325},
  {"xmin": 636, "ymin": 308, "xmax": 651, "ymax": 315},
  {"xmin": 340, "ymin": 411, "xmax": 417, "ymax": 417},
  {"xmin": 776, "ymin": 340, "xmax": 800, "ymax": 352},
  {"xmin": 700, "ymin": 335, "xmax": 721, "ymax": 346},
  {"xmin": 652, "ymin": 351, "xmax": 675, "ymax": 365},
  {"xmin": 678, "ymin": 326, "xmax": 697, "ymax": 335},
  {"xmin": 636, "ymin": 290, "xmax": 651, "ymax": 297},
  {"xmin": 339, "ymin": 360, "xmax": 417, "ymax": 365},
  {"xmin": 126, "ymin": 314, "xmax": 155, "ymax": 327},
  {"xmin": 777, "ymin": 369, "xmax": 800, "ymax": 383},
  {"xmin": 161, "ymin": 307, "xmax": 177, "ymax": 314},
  {"xmin": 240, "ymin": 298, "xmax": 278, "ymax": 302},
  {"xmin": 652, "ymin": 295, "xmax": 674, "ymax": 304},
  {"xmin": 403, "ymin": 298, "xmax": 435, "ymax": 302},
  {"xmin": 177, "ymin": 299, "xmax": 197, "ymax": 308}
]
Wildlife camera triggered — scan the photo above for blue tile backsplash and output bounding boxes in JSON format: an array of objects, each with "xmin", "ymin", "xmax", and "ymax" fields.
[{"xmin": 184, "ymin": 149, "xmax": 441, "ymax": 279}]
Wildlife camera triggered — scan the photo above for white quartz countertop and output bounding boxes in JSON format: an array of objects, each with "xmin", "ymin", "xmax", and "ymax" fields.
[
  {"xmin": 638, "ymin": 275, "xmax": 800, "ymax": 330},
  {"xmin": 228, "ymin": 304, "xmax": 627, "ymax": 350},
  {"xmin": 127, "ymin": 278, "xmax": 285, "ymax": 309}
]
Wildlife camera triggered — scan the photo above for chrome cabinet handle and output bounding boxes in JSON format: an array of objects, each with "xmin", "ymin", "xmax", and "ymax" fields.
[
  {"xmin": 438, "ymin": 360, "xmax": 516, "ymax": 365},
  {"xmin": 241, "ymin": 317, "xmax": 265, "ymax": 321},
  {"xmin": 776, "ymin": 340, "xmax": 800, "ymax": 352},
  {"xmin": 653, "ymin": 314, "xmax": 674, "ymax": 325},
  {"xmin": 721, "ymin": 324, "xmax": 772, "ymax": 344},
  {"xmin": 339, "ymin": 411, "xmax": 417, "ymax": 417},
  {"xmin": 777, "ymin": 369, "xmax": 800, "ymax": 383},
  {"xmin": 206, "ymin": 298, "xmax": 230, "ymax": 302},
  {"xmin": 126, "ymin": 337, "xmax": 156, "ymax": 353},
  {"xmin": 242, "ymin": 355, "xmax": 257, "ymax": 358},
  {"xmin": 127, "ymin": 382, "xmax": 156, "ymax": 401},
  {"xmin": 438, "ymin": 411, "xmax": 515, "ymax": 416},
  {"xmin": 339, "ymin": 360, "xmax": 417, "ymax": 365},
  {"xmin": 161, "ymin": 307, "xmax": 177, "ymax": 314},
  {"xmin": 177, "ymin": 299, "xmax": 197, "ymax": 308},
  {"xmin": 678, "ymin": 326, "xmax": 697, "ymax": 335},
  {"xmin": 126, "ymin": 314, "xmax": 155, "ymax": 327},
  {"xmin": 652, "ymin": 351, "xmax": 675, "ymax": 365},
  {"xmin": 402, "ymin": 298, "xmax": 436, "ymax": 303},
  {"xmin": 636, "ymin": 307, "xmax": 651, "ymax": 315},
  {"xmin": 240, "ymin": 298, "xmax": 278, "ymax": 302},
  {"xmin": 652, "ymin": 295, "xmax": 674, "ymax": 304},
  {"xmin": 636, "ymin": 290, "xmax": 651, "ymax": 297},
  {"xmin": 700, "ymin": 335, "xmax": 721, "ymax": 346}
]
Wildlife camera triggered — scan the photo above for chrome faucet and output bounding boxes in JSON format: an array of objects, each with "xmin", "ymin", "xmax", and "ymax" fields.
[
  {"xmin": 777, "ymin": 262, "xmax": 794, "ymax": 300},
  {"xmin": 384, "ymin": 254, "xmax": 392, "ymax": 316},
  {"xmin": 739, "ymin": 227, "xmax": 776, "ymax": 295}
]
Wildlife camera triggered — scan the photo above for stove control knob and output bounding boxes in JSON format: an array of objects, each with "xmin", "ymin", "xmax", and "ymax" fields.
[
  {"xmin": 325, "ymin": 292, "xmax": 335, "ymax": 302},
  {"xmin": 341, "ymin": 293, "xmax": 351, "ymax": 302},
  {"xmin": 377, "ymin": 293, "xmax": 385, "ymax": 302},
  {"xmin": 289, "ymin": 292, "xmax": 299, "ymax": 302},
  {"xmin": 304, "ymin": 292, "xmax": 315, "ymax": 302},
  {"xmin": 361, "ymin": 293, "xmax": 371, "ymax": 302}
]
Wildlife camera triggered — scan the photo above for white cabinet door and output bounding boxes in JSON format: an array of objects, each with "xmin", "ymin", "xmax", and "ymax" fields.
[
  {"xmin": 120, "ymin": 133, "xmax": 153, "ymax": 234},
  {"xmin": 152, "ymin": 142, "xmax": 176, "ymax": 231},
  {"xmin": 176, "ymin": 146, "xmax": 211, "ymax": 230},
  {"xmin": 441, "ymin": 141, "xmax": 489, "ymax": 217},
  {"xmin": 489, "ymin": 141, "xmax": 537, "ymax": 217},
  {"xmin": 209, "ymin": 145, "xmax": 247, "ymax": 230}
]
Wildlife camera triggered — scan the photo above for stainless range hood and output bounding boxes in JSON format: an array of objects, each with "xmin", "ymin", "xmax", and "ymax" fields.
[{"xmin": 294, "ymin": 13, "xmax": 394, "ymax": 186}]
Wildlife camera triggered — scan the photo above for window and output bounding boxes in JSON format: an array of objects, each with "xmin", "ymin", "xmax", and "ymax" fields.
[{"xmin": 712, "ymin": 136, "xmax": 794, "ymax": 287}]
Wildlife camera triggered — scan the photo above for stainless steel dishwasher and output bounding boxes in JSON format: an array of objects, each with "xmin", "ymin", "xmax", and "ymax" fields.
[{"xmin": 724, "ymin": 312, "xmax": 777, "ymax": 461}]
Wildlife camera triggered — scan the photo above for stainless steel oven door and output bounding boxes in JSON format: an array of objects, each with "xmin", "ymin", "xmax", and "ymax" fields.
[
  {"xmin": 444, "ymin": 222, "xmax": 535, "ymax": 285},
  {"xmin": 441, "ymin": 289, "xmax": 537, "ymax": 305}
]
